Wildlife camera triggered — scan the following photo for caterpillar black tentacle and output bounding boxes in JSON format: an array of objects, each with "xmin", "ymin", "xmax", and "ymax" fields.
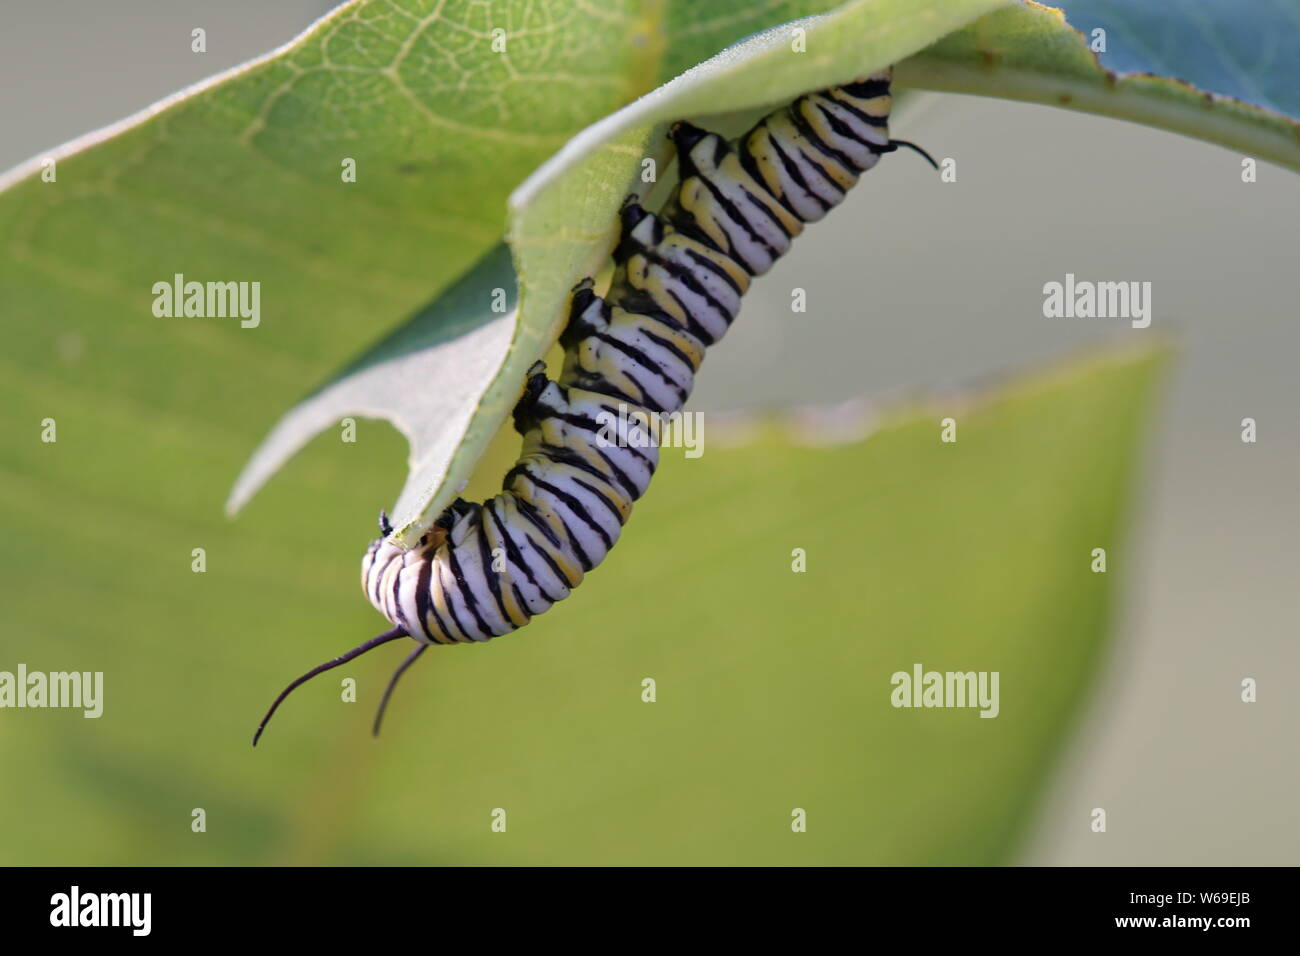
[
  {"xmin": 881, "ymin": 138, "xmax": 940, "ymax": 170},
  {"xmin": 252, "ymin": 626, "xmax": 407, "ymax": 746},
  {"xmin": 254, "ymin": 68, "xmax": 917, "ymax": 743},
  {"xmin": 371, "ymin": 642, "xmax": 428, "ymax": 737}
]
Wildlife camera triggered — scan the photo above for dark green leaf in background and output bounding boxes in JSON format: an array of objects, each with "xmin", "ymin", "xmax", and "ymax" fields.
[{"xmin": 1057, "ymin": 0, "xmax": 1300, "ymax": 117}]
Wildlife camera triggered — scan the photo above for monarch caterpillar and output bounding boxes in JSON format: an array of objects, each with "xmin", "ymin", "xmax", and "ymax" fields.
[{"xmin": 253, "ymin": 68, "xmax": 935, "ymax": 744}]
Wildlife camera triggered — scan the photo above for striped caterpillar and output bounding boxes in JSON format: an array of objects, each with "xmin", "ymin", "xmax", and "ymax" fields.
[{"xmin": 254, "ymin": 68, "xmax": 934, "ymax": 744}]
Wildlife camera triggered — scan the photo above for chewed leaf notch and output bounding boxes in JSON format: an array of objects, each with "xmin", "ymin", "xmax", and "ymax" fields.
[{"xmin": 226, "ymin": 243, "xmax": 517, "ymax": 546}]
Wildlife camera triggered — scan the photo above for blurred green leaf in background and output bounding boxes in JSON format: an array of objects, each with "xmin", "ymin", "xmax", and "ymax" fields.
[{"xmin": 0, "ymin": 336, "xmax": 1167, "ymax": 862}]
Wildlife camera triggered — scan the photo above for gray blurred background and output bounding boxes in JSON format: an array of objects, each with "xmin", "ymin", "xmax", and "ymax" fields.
[{"xmin": 4, "ymin": 1, "xmax": 1296, "ymax": 865}]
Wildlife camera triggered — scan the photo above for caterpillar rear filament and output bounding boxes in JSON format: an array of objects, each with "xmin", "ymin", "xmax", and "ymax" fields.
[{"xmin": 253, "ymin": 69, "xmax": 934, "ymax": 744}]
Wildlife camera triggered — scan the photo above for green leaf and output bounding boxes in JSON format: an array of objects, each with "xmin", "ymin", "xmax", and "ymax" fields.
[
  {"xmin": 11, "ymin": 1, "xmax": 1291, "ymax": 543},
  {"xmin": 0, "ymin": 346, "xmax": 1168, "ymax": 863},
  {"xmin": 0, "ymin": 0, "xmax": 873, "ymax": 540},
  {"xmin": 225, "ymin": 0, "xmax": 1010, "ymax": 542},
  {"xmin": 226, "ymin": 0, "xmax": 1300, "ymax": 544}
]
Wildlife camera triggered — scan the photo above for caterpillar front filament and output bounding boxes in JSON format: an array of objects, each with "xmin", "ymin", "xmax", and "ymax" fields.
[{"xmin": 254, "ymin": 69, "xmax": 931, "ymax": 744}]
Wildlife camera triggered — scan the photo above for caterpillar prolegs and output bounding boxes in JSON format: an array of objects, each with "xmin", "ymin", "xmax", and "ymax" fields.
[{"xmin": 253, "ymin": 69, "xmax": 934, "ymax": 744}]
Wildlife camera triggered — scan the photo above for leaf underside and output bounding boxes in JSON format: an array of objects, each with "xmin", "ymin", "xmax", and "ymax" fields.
[{"xmin": 210, "ymin": 0, "xmax": 1300, "ymax": 543}]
